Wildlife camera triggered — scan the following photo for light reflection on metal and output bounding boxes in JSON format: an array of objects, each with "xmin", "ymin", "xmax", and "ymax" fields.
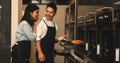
[
  {"xmin": 0, "ymin": 5, "xmax": 6, "ymax": 44},
  {"xmin": 0, "ymin": 5, "xmax": 2, "ymax": 43},
  {"xmin": 0, "ymin": 6, "xmax": 1, "ymax": 22}
]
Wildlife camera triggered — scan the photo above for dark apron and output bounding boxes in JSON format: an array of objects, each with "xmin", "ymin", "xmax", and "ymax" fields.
[
  {"xmin": 11, "ymin": 41, "xmax": 31, "ymax": 63},
  {"xmin": 36, "ymin": 20, "xmax": 56, "ymax": 63}
]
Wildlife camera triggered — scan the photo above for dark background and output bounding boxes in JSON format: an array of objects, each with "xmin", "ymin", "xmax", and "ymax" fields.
[{"xmin": 0, "ymin": 0, "xmax": 11, "ymax": 63}]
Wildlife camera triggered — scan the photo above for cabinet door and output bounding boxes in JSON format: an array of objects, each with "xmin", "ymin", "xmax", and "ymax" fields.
[{"xmin": 0, "ymin": 0, "xmax": 11, "ymax": 63}]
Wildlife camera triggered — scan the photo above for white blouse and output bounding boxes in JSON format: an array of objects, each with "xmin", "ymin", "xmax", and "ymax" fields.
[{"xmin": 36, "ymin": 17, "xmax": 58, "ymax": 41}]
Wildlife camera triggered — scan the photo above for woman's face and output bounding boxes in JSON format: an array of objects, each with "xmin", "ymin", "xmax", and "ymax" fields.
[
  {"xmin": 45, "ymin": 7, "xmax": 56, "ymax": 21},
  {"xmin": 30, "ymin": 9, "xmax": 39, "ymax": 21}
]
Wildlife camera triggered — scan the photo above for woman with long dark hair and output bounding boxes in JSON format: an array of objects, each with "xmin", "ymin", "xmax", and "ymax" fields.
[{"xmin": 11, "ymin": 4, "xmax": 40, "ymax": 63}]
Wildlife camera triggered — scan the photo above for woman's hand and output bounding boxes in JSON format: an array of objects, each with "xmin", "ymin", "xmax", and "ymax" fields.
[
  {"xmin": 57, "ymin": 35, "xmax": 67, "ymax": 41},
  {"xmin": 34, "ymin": 18, "xmax": 41, "ymax": 27},
  {"xmin": 33, "ymin": 18, "xmax": 41, "ymax": 33},
  {"xmin": 38, "ymin": 52, "xmax": 45, "ymax": 62}
]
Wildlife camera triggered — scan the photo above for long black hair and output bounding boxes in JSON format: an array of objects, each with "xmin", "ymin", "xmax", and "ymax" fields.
[{"xmin": 20, "ymin": 4, "xmax": 39, "ymax": 26}]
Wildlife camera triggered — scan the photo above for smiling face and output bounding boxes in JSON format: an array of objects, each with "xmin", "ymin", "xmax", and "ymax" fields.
[
  {"xmin": 45, "ymin": 7, "xmax": 56, "ymax": 21},
  {"xmin": 30, "ymin": 9, "xmax": 39, "ymax": 21}
]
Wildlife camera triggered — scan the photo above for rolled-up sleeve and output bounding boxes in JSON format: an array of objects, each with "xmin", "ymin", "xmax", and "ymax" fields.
[{"xmin": 36, "ymin": 21, "xmax": 47, "ymax": 41}]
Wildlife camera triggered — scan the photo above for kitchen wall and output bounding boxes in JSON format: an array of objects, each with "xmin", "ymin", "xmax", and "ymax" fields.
[{"xmin": 78, "ymin": 5, "xmax": 103, "ymax": 16}]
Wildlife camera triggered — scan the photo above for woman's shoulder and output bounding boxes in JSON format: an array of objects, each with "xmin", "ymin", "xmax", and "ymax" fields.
[
  {"xmin": 38, "ymin": 19, "xmax": 45, "ymax": 25},
  {"xmin": 19, "ymin": 20, "xmax": 29, "ymax": 26},
  {"xmin": 19, "ymin": 20, "xmax": 29, "ymax": 25},
  {"xmin": 18, "ymin": 20, "xmax": 31, "ymax": 28}
]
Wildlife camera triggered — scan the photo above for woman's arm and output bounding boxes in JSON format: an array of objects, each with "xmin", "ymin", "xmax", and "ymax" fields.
[
  {"xmin": 36, "ymin": 40, "xmax": 45, "ymax": 61},
  {"xmin": 56, "ymin": 35, "xmax": 67, "ymax": 42},
  {"xmin": 35, "ymin": 19, "xmax": 47, "ymax": 61},
  {"xmin": 22, "ymin": 21, "xmax": 36, "ymax": 41}
]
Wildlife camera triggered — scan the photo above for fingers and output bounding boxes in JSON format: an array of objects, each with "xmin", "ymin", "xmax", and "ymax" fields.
[
  {"xmin": 57, "ymin": 35, "xmax": 68, "ymax": 41},
  {"xmin": 63, "ymin": 38, "xmax": 67, "ymax": 41},
  {"xmin": 39, "ymin": 57, "xmax": 45, "ymax": 62},
  {"xmin": 38, "ymin": 53, "xmax": 45, "ymax": 62},
  {"xmin": 62, "ymin": 35, "xmax": 68, "ymax": 40}
]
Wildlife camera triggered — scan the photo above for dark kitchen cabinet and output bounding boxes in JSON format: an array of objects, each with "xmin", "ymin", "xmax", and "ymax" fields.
[{"xmin": 0, "ymin": 0, "xmax": 11, "ymax": 63}]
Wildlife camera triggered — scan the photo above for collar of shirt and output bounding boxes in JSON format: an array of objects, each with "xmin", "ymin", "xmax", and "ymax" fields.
[{"xmin": 42, "ymin": 17, "xmax": 55, "ymax": 27}]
